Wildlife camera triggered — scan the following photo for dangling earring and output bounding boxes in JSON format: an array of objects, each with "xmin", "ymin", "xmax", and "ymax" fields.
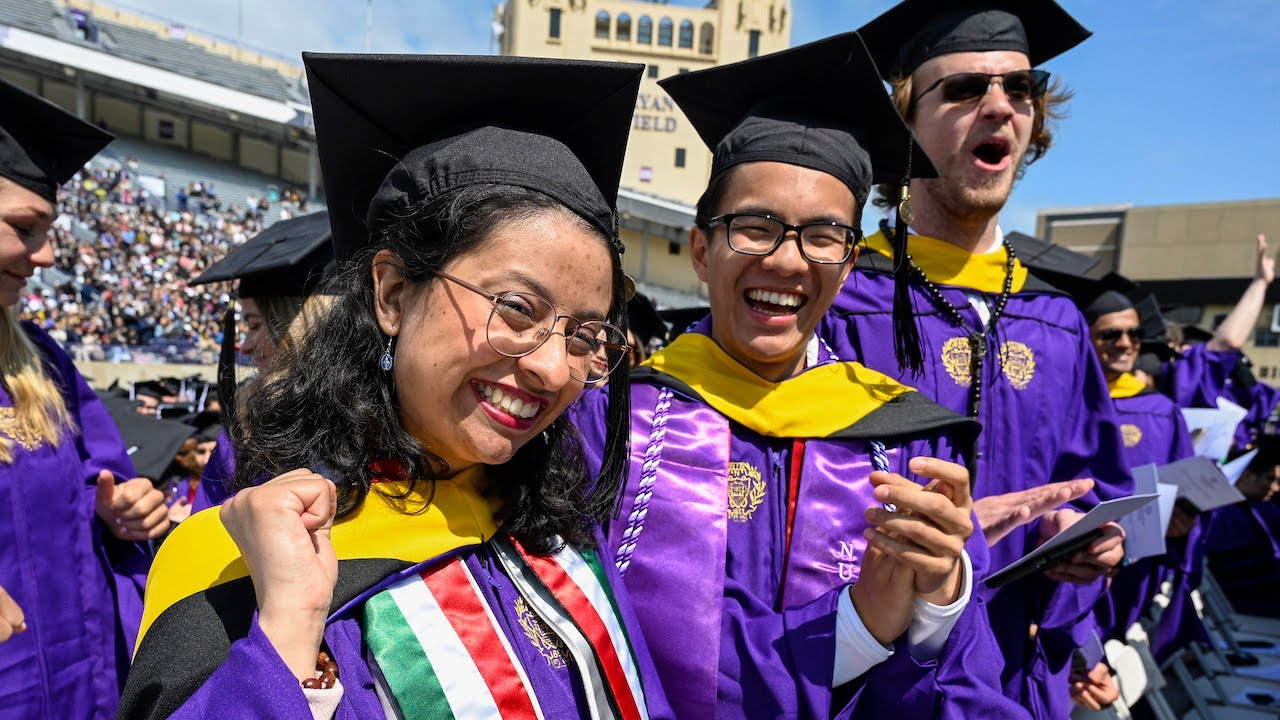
[{"xmin": 380, "ymin": 335, "xmax": 395, "ymax": 372}]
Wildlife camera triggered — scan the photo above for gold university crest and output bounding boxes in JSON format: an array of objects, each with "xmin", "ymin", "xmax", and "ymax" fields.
[{"xmin": 727, "ymin": 461, "xmax": 766, "ymax": 522}]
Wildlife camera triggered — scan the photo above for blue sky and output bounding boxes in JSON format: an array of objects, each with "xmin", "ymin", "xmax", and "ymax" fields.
[{"xmin": 117, "ymin": 0, "xmax": 1280, "ymax": 235}]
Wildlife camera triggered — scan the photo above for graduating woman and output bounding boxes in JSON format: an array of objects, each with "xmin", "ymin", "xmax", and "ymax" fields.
[
  {"xmin": 574, "ymin": 34, "xmax": 1026, "ymax": 719},
  {"xmin": 120, "ymin": 54, "xmax": 672, "ymax": 719},
  {"xmin": 187, "ymin": 210, "xmax": 337, "ymax": 512},
  {"xmin": 0, "ymin": 78, "xmax": 169, "ymax": 718}
]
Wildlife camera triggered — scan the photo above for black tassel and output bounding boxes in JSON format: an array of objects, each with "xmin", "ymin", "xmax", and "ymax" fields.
[
  {"xmin": 217, "ymin": 305, "xmax": 239, "ymax": 435},
  {"xmin": 891, "ymin": 204, "xmax": 925, "ymax": 375}
]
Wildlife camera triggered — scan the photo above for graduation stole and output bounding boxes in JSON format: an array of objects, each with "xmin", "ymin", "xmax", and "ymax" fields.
[
  {"xmin": 615, "ymin": 331, "xmax": 970, "ymax": 718},
  {"xmin": 122, "ymin": 468, "xmax": 509, "ymax": 720},
  {"xmin": 641, "ymin": 331, "xmax": 912, "ymax": 438},
  {"xmin": 863, "ymin": 229, "xmax": 1029, "ymax": 294},
  {"xmin": 361, "ymin": 535, "xmax": 649, "ymax": 720},
  {"xmin": 1108, "ymin": 372, "xmax": 1149, "ymax": 399}
]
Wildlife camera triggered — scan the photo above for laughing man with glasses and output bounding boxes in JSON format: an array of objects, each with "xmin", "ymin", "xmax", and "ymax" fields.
[{"xmin": 819, "ymin": 2, "xmax": 1138, "ymax": 718}]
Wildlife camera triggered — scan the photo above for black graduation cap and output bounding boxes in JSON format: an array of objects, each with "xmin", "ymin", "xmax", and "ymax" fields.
[
  {"xmin": 132, "ymin": 379, "xmax": 178, "ymax": 401},
  {"xmin": 1006, "ymin": 231, "xmax": 1101, "ymax": 285},
  {"xmin": 659, "ymin": 32, "xmax": 935, "ymax": 206},
  {"xmin": 658, "ymin": 306, "xmax": 710, "ymax": 336},
  {"xmin": 626, "ymin": 292, "xmax": 669, "ymax": 348},
  {"xmin": 99, "ymin": 394, "xmax": 194, "ymax": 482},
  {"xmin": 191, "ymin": 211, "xmax": 335, "ymax": 299},
  {"xmin": 1050, "ymin": 267, "xmax": 1174, "ymax": 349},
  {"xmin": 179, "ymin": 410, "xmax": 223, "ymax": 443},
  {"xmin": 303, "ymin": 53, "xmax": 644, "ymax": 260},
  {"xmin": 857, "ymin": 0, "xmax": 1093, "ymax": 79},
  {"xmin": 0, "ymin": 77, "xmax": 113, "ymax": 203},
  {"xmin": 1180, "ymin": 325, "xmax": 1214, "ymax": 346}
]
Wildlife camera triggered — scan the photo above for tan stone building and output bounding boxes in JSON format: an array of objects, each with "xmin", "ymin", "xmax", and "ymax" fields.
[
  {"xmin": 495, "ymin": 0, "xmax": 792, "ymax": 305},
  {"xmin": 1038, "ymin": 198, "xmax": 1280, "ymax": 378}
]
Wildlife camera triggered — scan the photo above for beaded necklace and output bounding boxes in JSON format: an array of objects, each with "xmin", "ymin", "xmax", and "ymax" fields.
[{"xmin": 882, "ymin": 220, "xmax": 1018, "ymax": 419}]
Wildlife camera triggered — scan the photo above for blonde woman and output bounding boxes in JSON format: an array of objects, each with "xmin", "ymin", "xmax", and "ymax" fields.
[{"xmin": 0, "ymin": 78, "xmax": 171, "ymax": 718}]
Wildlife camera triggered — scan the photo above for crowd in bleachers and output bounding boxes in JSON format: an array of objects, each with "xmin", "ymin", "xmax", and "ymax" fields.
[{"xmin": 15, "ymin": 159, "xmax": 311, "ymax": 363}]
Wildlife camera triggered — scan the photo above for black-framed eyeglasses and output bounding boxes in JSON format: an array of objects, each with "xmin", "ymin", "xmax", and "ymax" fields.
[
  {"xmin": 705, "ymin": 213, "xmax": 861, "ymax": 265},
  {"xmin": 1096, "ymin": 327, "xmax": 1143, "ymax": 344},
  {"xmin": 433, "ymin": 270, "xmax": 627, "ymax": 384},
  {"xmin": 912, "ymin": 69, "xmax": 1051, "ymax": 110}
]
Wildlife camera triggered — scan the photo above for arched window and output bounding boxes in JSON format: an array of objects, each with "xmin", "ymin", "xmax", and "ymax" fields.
[
  {"xmin": 698, "ymin": 22, "xmax": 714, "ymax": 54},
  {"xmin": 657, "ymin": 17, "xmax": 673, "ymax": 47},
  {"xmin": 594, "ymin": 11, "xmax": 610, "ymax": 39},
  {"xmin": 678, "ymin": 20, "xmax": 694, "ymax": 49},
  {"xmin": 637, "ymin": 15, "xmax": 653, "ymax": 44},
  {"xmin": 616, "ymin": 13, "xmax": 632, "ymax": 41}
]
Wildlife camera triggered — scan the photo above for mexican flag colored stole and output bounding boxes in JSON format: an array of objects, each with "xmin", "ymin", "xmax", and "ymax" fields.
[{"xmin": 361, "ymin": 535, "xmax": 649, "ymax": 720}]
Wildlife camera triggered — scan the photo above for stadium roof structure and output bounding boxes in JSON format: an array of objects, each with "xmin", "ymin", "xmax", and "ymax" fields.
[{"xmin": 0, "ymin": 0, "xmax": 307, "ymax": 126}]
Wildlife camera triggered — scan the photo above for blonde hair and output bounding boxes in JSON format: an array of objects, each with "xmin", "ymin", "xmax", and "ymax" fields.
[
  {"xmin": 256, "ymin": 293, "xmax": 335, "ymax": 351},
  {"xmin": 0, "ymin": 306, "xmax": 72, "ymax": 463}
]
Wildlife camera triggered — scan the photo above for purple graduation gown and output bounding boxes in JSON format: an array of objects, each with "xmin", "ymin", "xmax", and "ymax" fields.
[
  {"xmin": 821, "ymin": 236, "xmax": 1136, "ymax": 720},
  {"xmin": 1160, "ymin": 344, "xmax": 1280, "ymax": 447},
  {"xmin": 1203, "ymin": 499, "xmax": 1280, "ymax": 618},
  {"xmin": 147, "ymin": 544, "xmax": 674, "ymax": 719},
  {"xmin": 1094, "ymin": 385, "xmax": 1207, "ymax": 662},
  {"xmin": 573, "ymin": 320, "xmax": 1027, "ymax": 719},
  {"xmin": 0, "ymin": 322, "xmax": 150, "ymax": 719},
  {"xmin": 191, "ymin": 431, "xmax": 235, "ymax": 512}
]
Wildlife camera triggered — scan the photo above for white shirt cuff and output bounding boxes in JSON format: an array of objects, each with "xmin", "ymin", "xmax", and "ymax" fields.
[
  {"xmin": 832, "ymin": 586, "xmax": 895, "ymax": 686},
  {"xmin": 907, "ymin": 550, "xmax": 972, "ymax": 661},
  {"xmin": 303, "ymin": 677, "xmax": 344, "ymax": 720}
]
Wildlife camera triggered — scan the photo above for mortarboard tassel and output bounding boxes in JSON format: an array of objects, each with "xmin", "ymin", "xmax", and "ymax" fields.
[
  {"xmin": 217, "ymin": 305, "xmax": 238, "ymax": 433},
  {"xmin": 891, "ymin": 167, "xmax": 925, "ymax": 375}
]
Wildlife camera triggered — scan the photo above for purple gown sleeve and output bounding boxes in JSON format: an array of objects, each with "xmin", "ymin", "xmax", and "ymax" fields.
[
  {"xmin": 192, "ymin": 432, "xmax": 236, "ymax": 513},
  {"xmin": 1161, "ymin": 343, "xmax": 1241, "ymax": 409},
  {"xmin": 166, "ymin": 614, "xmax": 314, "ymax": 719}
]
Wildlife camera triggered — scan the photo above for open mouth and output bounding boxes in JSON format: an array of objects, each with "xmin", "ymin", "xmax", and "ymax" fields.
[
  {"xmin": 971, "ymin": 137, "xmax": 1012, "ymax": 170},
  {"xmin": 744, "ymin": 288, "xmax": 808, "ymax": 317},
  {"xmin": 474, "ymin": 380, "xmax": 545, "ymax": 423}
]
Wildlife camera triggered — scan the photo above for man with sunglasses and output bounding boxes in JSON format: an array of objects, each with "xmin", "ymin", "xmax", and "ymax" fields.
[
  {"xmin": 1077, "ymin": 288, "xmax": 1205, "ymax": 686},
  {"xmin": 819, "ymin": 2, "xmax": 1136, "ymax": 718}
]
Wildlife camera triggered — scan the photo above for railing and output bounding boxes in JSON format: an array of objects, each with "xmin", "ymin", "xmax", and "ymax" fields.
[{"xmin": 63, "ymin": 339, "xmax": 251, "ymax": 366}]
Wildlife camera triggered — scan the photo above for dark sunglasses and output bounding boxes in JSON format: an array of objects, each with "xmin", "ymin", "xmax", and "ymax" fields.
[
  {"xmin": 1097, "ymin": 327, "xmax": 1143, "ymax": 343},
  {"xmin": 912, "ymin": 69, "xmax": 1051, "ymax": 108}
]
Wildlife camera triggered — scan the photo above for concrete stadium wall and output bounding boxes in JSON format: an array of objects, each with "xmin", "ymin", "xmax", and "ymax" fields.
[
  {"xmin": 75, "ymin": 361, "xmax": 218, "ymax": 390},
  {"xmin": 96, "ymin": 95, "xmax": 143, "ymax": 137},
  {"xmin": 0, "ymin": 66, "xmax": 37, "ymax": 93},
  {"xmin": 42, "ymin": 79, "xmax": 77, "ymax": 114},
  {"xmin": 239, "ymin": 135, "xmax": 278, "ymax": 176},
  {"xmin": 192, "ymin": 120, "xmax": 234, "ymax": 163},
  {"xmin": 280, "ymin": 146, "xmax": 310, "ymax": 186},
  {"xmin": 143, "ymin": 107, "xmax": 188, "ymax": 149}
]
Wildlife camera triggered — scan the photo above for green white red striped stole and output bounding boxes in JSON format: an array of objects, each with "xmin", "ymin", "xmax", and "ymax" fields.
[{"xmin": 360, "ymin": 535, "xmax": 649, "ymax": 720}]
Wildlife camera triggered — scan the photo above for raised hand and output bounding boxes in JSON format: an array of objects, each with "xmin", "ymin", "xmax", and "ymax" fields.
[
  {"xmin": 1256, "ymin": 233, "xmax": 1274, "ymax": 285},
  {"xmin": 864, "ymin": 457, "xmax": 973, "ymax": 605},
  {"xmin": 973, "ymin": 479, "xmax": 1094, "ymax": 547},
  {"xmin": 1039, "ymin": 510, "xmax": 1126, "ymax": 584},
  {"xmin": 0, "ymin": 585, "xmax": 25, "ymax": 643},
  {"xmin": 94, "ymin": 470, "xmax": 171, "ymax": 541},
  {"xmin": 220, "ymin": 468, "xmax": 339, "ymax": 681}
]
